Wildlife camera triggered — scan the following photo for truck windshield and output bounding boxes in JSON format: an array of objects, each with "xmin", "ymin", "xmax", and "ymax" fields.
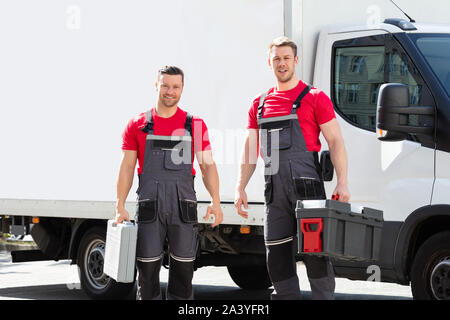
[{"xmin": 410, "ymin": 34, "xmax": 450, "ymax": 97}]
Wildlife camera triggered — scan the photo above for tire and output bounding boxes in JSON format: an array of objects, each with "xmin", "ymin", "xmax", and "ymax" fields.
[
  {"xmin": 77, "ymin": 226, "xmax": 136, "ymax": 300},
  {"xmin": 227, "ymin": 265, "xmax": 272, "ymax": 290},
  {"xmin": 410, "ymin": 231, "xmax": 450, "ymax": 300}
]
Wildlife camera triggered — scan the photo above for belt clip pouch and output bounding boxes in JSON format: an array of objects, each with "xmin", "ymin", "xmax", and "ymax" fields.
[{"xmin": 136, "ymin": 199, "xmax": 157, "ymax": 223}]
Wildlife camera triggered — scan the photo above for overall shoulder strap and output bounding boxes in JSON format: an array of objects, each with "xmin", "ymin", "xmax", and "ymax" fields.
[
  {"xmin": 291, "ymin": 84, "xmax": 312, "ymax": 114},
  {"xmin": 141, "ymin": 109, "xmax": 154, "ymax": 133},
  {"xmin": 257, "ymin": 93, "xmax": 268, "ymax": 119},
  {"xmin": 184, "ymin": 112, "xmax": 193, "ymax": 136}
]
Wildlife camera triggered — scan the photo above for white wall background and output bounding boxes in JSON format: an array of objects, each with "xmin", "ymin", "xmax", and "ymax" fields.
[{"xmin": 0, "ymin": 0, "xmax": 283, "ymax": 202}]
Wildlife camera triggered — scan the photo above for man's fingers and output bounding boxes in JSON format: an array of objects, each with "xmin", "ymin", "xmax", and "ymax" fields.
[{"xmin": 234, "ymin": 198, "xmax": 248, "ymax": 216}]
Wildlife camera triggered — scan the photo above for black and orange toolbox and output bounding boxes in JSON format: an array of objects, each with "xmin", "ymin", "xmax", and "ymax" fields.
[{"xmin": 296, "ymin": 200, "xmax": 383, "ymax": 261}]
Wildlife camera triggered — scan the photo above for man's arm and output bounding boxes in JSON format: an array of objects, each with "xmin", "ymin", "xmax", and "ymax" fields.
[
  {"xmin": 115, "ymin": 150, "xmax": 138, "ymax": 223},
  {"xmin": 234, "ymin": 129, "xmax": 259, "ymax": 218},
  {"xmin": 196, "ymin": 150, "xmax": 223, "ymax": 227},
  {"xmin": 320, "ymin": 119, "xmax": 350, "ymax": 203}
]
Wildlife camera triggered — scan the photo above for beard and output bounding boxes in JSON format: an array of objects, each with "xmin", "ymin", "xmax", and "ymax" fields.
[
  {"xmin": 160, "ymin": 95, "xmax": 180, "ymax": 108},
  {"xmin": 275, "ymin": 69, "xmax": 295, "ymax": 83}
]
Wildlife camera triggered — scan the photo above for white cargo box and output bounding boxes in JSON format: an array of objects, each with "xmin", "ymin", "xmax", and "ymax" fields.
[{"xmin": 104, "ymin": 220, "xmax": 137, "ymax": 283}]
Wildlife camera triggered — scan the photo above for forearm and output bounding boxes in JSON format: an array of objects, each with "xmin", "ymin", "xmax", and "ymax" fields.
[
  {"xmin": 116, "ymin": 165, "xmax": 135, "ymax": 209},
  {"xmin": 236, "ymin": 163, "xmax": 257, "ymax": 191},
  {"xmin": 201, "ymin": 162, "xmax": 221, "ymax": 205},
  {"xmin": 328, "ymin": 139, "xmax": 348, "ymax": 185},
  {"xmin": 236, "ymin": 129, "xmax": 258, "ymax": 190}
]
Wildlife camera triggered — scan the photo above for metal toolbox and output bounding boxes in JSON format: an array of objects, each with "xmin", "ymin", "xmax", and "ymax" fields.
[
  {"xmin": 296, "ymin": 200, "xmax": 383, "ymax": 261},
  {"xmin": 104, "ymin": 220, "xmax": 137, "ymax": 283}
]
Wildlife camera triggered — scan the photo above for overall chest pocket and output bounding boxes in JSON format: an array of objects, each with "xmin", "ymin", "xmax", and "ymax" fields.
[
  {"xmin": 163, "ymin": 142, "xmax": 192, "ymax": 171},
  {"xmin": 164, "ymin": 148, "xmax": 184, "ymax": 170},
  {"xmin": 261, "ymin": 120, "xmax": 292, "ymax": 151},
  {"xmin": 176, "ymin": 183, "xmax": 198, "ymax": 224}
]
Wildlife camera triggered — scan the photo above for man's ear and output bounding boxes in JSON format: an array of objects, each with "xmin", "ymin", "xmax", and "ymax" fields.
[
  {"xmin": 155, "ymin": 81, "xmax": 159, "ymax": 91},
  {"xmin": 295, "ymin": 55, "xmax": 299, "ymax": 66}
]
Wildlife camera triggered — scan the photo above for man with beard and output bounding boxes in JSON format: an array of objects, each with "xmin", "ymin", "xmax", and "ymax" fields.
[
  {"xmin": 115, "ymin": 66, "xmax": 223, "ymax": 300},
  {"xmin": 235, "ymin": 37, "xmax": 350, "ymax": 300}
]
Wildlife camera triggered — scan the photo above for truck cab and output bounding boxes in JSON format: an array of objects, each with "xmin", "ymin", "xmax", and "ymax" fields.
[{"xmin": 314, "ymin": 19, "xmax": 450, "ymax": 299}]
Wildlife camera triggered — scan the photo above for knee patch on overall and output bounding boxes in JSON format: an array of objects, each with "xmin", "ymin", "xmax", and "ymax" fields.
[
  {"xmin": 266, "ymin": 239, "xmax": 296, "ymax": 283},
  {"xmin": 303, "ymin": 255, "xmax": 330, "ymax": 279},
  {"xmin": 136, "ymin": 259, "xmax": 162, "ymax": 300},
  {"xmin": 168, "ymin": 256, "xmax": 194, "ymax": 299}
]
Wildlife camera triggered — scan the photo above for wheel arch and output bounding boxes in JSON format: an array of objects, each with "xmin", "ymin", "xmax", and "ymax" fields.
[
  {"xmin": 394, "ymin": 205, "xmax": 450, "ymax": 282},
  {"xmin": 68, "ymin": 219, "xmax": 107, "ymax": 264}
]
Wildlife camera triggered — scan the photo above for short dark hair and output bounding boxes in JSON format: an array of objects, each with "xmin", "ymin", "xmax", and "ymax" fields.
[
  {"xmin": 158, "ymin": 65, "xmax": 184, "ymax": 84},
  {"xmin": 268, "ymin": 36, "xmax": 298, "ymax": 57}
]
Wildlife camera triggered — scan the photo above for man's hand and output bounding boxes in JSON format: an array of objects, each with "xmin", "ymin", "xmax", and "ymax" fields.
[
  {"xmin": 332, "ymin": 183, "xmax": 351, "ymax": 203},
  {"xmin": 205, "ymin": 202, "xmax": 223, "ymax": 227},
  {"xmin": 234, "ymin": 188, "xmax": 249, "ymax": 219},
  {"xmin": 115, "ymin": 206, "xmax": 130, "ymax": 224}
]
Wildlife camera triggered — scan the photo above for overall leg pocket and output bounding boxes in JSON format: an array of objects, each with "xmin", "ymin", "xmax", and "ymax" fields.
[
  {"xmin": 136, "ymin": 199, "xmax": 158, "ymax": 223},
  {"xmin": 293, "ymin": 177, "xmax": 326, "ymax": 200},
  {"xmin": 176, "ymin": 184, "xmax": 198, "ymax": 224}
]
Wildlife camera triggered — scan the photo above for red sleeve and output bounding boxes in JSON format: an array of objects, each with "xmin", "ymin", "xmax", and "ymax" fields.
[
  {"xmin": 193, "ymin": 117, "xmax": 211, "ymax": 153},
  {"xmin": 315, "ymin": 91, "xmax": 336, "ymax": 125},
  {"xmin": 246, "ymin": 96, "xmax": 260, "ymax": 130},
  {"xmin": 121, "ymin": 117, "xmax": 138, "ymax": 150}
]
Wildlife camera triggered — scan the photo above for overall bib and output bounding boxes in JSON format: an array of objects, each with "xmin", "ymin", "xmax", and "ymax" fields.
[
  {"xmin": 135, "ymin": 110, "xmax": 198, "ymax": 300},
  {"xmin": 258, "ymin": 85, "xmax": 335, "ymax": 300}
]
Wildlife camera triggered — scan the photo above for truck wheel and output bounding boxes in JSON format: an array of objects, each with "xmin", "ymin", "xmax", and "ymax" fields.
[
  {"xmin": 227, "ymin": 265, "xmax": 272, "ymax": 290},
  {"xmin": 77, "ymin": 226, "xmax": 136, "ymax": 300},
  {"xmin": 411, "ymin": 231, "xmax": 450, "ymax": 300}
]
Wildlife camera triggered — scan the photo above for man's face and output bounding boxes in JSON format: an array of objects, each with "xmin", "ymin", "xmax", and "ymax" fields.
[
  {"xmin": 156, "ymin": 74, "xmax": 183, "ymax": 108},
  {"xmin": 269, "ymin": 46, "xmax": 298, "ymax": 83}
]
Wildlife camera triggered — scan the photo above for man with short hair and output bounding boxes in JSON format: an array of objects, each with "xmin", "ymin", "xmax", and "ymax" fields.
[
  {"xmin": 235, "ymin": 37, "xmax": 350, "ymax": 300},
  {"xmin": 116, "ymin": 66, "xmax": 223, "ymax": 300}
]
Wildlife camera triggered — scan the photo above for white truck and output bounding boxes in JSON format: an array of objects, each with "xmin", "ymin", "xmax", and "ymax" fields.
[{"xmin": 1, "ymin": 0, "xmax": 449, "ymax": 300}]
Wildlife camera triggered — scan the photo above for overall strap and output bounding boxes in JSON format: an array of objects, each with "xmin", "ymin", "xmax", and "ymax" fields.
[
  {"xmin": 291, "ymin": 84, "xmax": 312, "ymax": 114},
  {"xmin": 257, "ymin": 93, "xmax": 268, "ymax": 120},
  {"xmin": 185, "ymin": 112, "xmax": 193, "ymax": 136},
  {"xmin": 141, "ymin": 110, "xmax": 154, "ymax": 134}
]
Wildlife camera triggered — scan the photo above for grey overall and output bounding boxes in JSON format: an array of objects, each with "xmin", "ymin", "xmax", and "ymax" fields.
[
  {"xmin": 258, "ymin": 85, "xmax": 335, "ymax": 300},
  {"xmin": 135, "ymin": 110, "xmax": 198, "ymax": 300}
]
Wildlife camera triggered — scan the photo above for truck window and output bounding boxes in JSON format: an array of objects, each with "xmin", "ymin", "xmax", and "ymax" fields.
[
  {"xmin": 332, "ymin": 34, "xmax": 435, "ymax": 145},
  {"xmin": 334, "ymin": 45, "xmax": 385, "ymax": 131},
  {"xmin": 412, "ymin": 34, "xmax": 450, "ymax": 98}
]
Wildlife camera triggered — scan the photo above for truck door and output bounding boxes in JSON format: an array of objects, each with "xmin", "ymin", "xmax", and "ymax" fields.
[{"xmin": 323, "ymin": 32, "xmax": 436, "ymax": 223}]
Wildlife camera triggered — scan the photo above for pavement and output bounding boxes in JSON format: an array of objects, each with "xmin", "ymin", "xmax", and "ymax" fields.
[{"xmin": 0, "ymin": 246, "xmax": 413, "ymax": 300}]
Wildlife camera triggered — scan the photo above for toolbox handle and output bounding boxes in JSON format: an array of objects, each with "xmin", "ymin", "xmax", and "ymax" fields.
[
  {"xmin": 301, "ymin": 218, "xmax": 323, "ymax": 233},
  {"xmin": 300, "ymin": 218, "xmax": 324, "ymax": 253}
]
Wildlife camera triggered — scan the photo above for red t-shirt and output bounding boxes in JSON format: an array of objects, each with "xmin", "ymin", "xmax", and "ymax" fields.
[
  {"xmin": 247, "ymin": 80, "xmax": 336, "ymax": 152},
  {"xmin": 121, "ymin": 107, "xmax": 211, "ymax": 176}
]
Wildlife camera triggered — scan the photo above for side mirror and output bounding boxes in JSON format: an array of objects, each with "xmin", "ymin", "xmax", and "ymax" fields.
[{"xmin": 376, "ymin": 83, "xmax": 435, "ymax": 142}]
